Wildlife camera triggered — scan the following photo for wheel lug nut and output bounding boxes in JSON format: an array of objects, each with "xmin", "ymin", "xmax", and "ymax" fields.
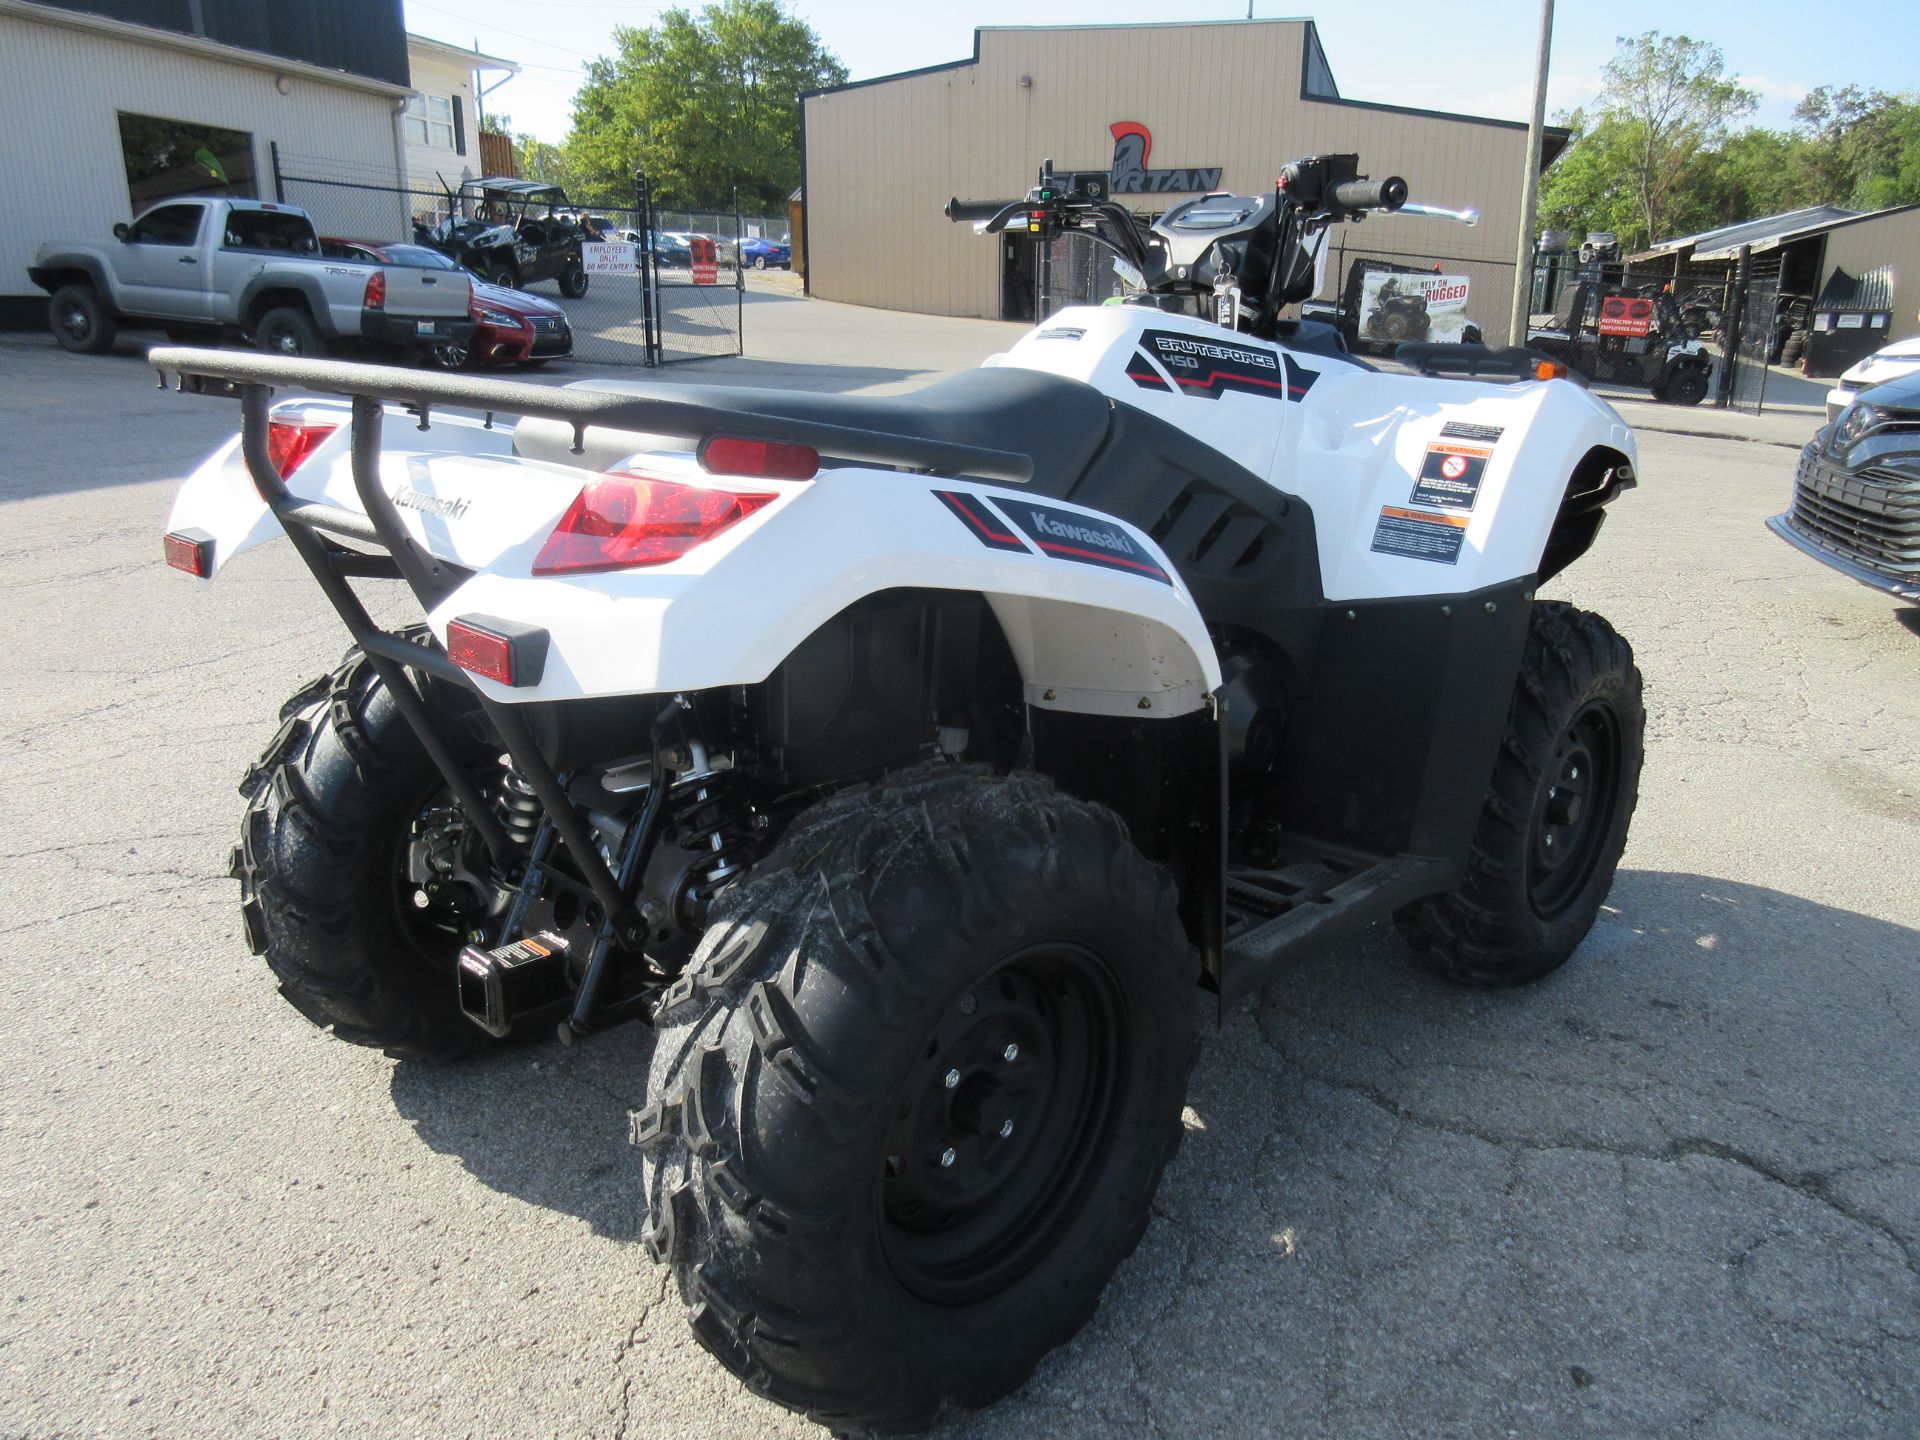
[
  {"xmin": 1544, "ymin": 833, "xmax": 1554, "ymax": 847},
  {"xmin": 999, "ymin": 1119, "xmax": 1014, "ymax": 1138},
  {"xmin": 1570, "ymin": 766, "xmax": 1579, "ymax": 780},
  {"xmin": 939, "ymin": 1147, "xmax": 956, "ymax": 1168},
  {"xmin": 1549, "ymin": 787, "xmax": 1558, "ymax": 799},
  {"xmin": 944, "ymin": 1068, "xmax": 961, "ymax": 1089},
  {"xmin": 1002, "ymin": 1043, "xmax": 1019, "ymax": 1063}
]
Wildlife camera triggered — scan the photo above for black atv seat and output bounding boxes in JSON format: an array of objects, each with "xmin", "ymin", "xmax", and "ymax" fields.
[{"xmin": 511, "ymin": 367, "xmax": 1115, "ymax": 482}]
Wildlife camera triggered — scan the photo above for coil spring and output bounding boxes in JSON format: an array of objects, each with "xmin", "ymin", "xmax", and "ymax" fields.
[
  {"xmin": 494, "ymin": 756, "xmax": 543, "ymax": 849},
  {"xmin": 668, "ymin": 778, "xmax": 755, "ymax": 927}
]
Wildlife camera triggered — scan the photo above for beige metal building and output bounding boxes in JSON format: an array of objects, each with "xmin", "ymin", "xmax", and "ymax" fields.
[{"xmin": 801, "ymin": 19, "xmax": 1566, "ymax": 329}]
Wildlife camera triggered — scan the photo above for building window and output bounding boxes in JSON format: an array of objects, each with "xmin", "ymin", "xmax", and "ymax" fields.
[
  {"xmin": 117, "ymin": 112, "xmax": 257, "ymax": 212},
  {"xmin": 406, "ymin": 94, "xmax": 456, "ymax": 149}
]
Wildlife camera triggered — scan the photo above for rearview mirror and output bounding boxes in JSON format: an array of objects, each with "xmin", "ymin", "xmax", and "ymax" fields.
[{"xmin": 113, "ymin": 222, "xmax": 131, "ymax": 241}]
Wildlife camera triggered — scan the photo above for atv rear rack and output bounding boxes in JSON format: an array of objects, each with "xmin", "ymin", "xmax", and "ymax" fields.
[{"xmin": 149, "ymin": 344, "xmax": 1036, "ymax": 1039}]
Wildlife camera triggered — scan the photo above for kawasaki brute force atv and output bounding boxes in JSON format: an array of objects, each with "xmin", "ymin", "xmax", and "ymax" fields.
[{"xmin": 155, "ymin": 151, "xmax": 1643, "ymax": 1434}]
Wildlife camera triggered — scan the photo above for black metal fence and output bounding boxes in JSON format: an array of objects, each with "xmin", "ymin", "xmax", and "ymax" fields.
[{"xmin": 270, "ymin": 150, "xmax": 748, "ymax": 367}]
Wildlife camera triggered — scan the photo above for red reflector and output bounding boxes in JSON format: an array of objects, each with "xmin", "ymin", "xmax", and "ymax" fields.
[
  {"xmin": 700, "ymin": 436, "xmax": 818, "ymax": 480},
  {"xmin": 446, "ymin": 620, "xmax": 516, "ymax": 685},
  {"xmin": 532, "ymin": 475, "xmax": 777, "ymax": 575},
  {"xmin": 163, "ymin": 528, "xmax": 213, "ymax": 577},
  {"xmin": 364, "ymin": 269, "xmax": 386, "ymax": 310},
  {"xmin": 267, "ymin": 418, "xmax": 339, "ymax": 477}
]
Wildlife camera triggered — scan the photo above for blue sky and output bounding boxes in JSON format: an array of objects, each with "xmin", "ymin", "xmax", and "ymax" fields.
[{"xmin": 403, "ymin": 0, "xmax": 1920, "ymax": 144}]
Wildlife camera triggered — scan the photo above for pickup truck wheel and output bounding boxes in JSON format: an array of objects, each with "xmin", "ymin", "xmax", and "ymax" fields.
[
  {"xmin": 1395, "ymin": 602, "xmax": 1644, "ymax": 987},
  {"xmin": 255, "ymin": 306, "xmax": 323, "ymax": 358},
  {"xmin": 233, "ymin": 634, "xmax": 499, "ymax": 1060},
  {"xmin": 636, "ymin": 765, "xmax": 1199, "ymax": 1432},
  {"xmin": 50, "ymin": 284, "xmax": 116, "ymax": 355},
  {"xmin": 559, "ymin": 264, "xmax": 589, "ymax": 299}
]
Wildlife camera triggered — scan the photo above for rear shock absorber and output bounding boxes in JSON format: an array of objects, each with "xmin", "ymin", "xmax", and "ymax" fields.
[
  {"xmin": 494, "ymin": 755, "xmax": 544, "ymax": 850},
  {"xmin": 639, "ymin": 770, "xmax": 757, "ymax": 963}
]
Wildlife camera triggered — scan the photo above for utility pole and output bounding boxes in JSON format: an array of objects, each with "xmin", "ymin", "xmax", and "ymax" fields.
[{"xmin": 1508, "ymin": 0, "xmax": 1554, "ymax": 347}]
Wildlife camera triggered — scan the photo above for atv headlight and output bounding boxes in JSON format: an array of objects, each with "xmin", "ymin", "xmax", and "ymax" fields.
[
  {"xmin": 476, "ymin": 307, "xmax": 525, "ymax": 328},
  {"xmin": 1831, "ymin": 400, "xmax": 1886, "ymax": 455}
]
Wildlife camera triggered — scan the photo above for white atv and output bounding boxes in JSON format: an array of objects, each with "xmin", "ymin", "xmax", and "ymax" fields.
[{"xmin": 156, "ymin": 152, "xmax": 1643, "ymax": 1433}]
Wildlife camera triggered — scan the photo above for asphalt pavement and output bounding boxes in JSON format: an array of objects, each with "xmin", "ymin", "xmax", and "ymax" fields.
[{"xmin": 1, "ymin": 311, "xmax": 1916, "ymax": 1440}]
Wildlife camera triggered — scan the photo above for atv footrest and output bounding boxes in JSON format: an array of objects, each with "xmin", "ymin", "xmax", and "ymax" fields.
[{"xmin": 1220, "ymin": 845, "xmax": 1453, "ymax": 1006}]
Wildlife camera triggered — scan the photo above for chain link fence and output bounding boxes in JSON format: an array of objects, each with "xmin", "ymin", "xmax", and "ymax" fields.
[{"xmin": 270, "ymin": 151, "xmax": 753, "ymax": 367}]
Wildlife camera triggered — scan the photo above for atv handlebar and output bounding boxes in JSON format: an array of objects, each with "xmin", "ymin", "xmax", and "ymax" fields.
[
  {"xmin": 945, "ymin": 197, "xmax": 1019, "ymax": 225},
  {"xmin": 1330, "ymin": 176, "xmax": 1408, "ymax": 213}
]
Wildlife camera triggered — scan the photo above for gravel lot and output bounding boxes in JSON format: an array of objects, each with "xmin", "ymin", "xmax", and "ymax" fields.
[{"xmin": 1, "ymin": 312, "xmax": 1916, "ymax": 1439}]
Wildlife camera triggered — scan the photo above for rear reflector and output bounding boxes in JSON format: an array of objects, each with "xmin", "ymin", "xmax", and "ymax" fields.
[
  {"xmin": 532, "ymin": 474, "xmax": 777, "ymax": 576},
  {"xmin": 267, "ymin": 418, "xmax": 339, "ymax": 478},
  {"xmin": 699, "ymin": 436, "xmax": 818, "ymax": 480},
  {"xmin": 446, "ymin": 615, "xmax": 548, "ymax": 687},
  {"xmin": 163, "ymin": 528, "xmax": 215, "ymax": 577}
]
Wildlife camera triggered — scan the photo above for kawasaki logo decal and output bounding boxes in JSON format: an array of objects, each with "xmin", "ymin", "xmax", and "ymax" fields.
[
  {"xmin": 1110, "ymin": 123, "xmax": 1223, "ymax": 195},
  {"xmin": 995, "ymin": 496, "xmax": 1173, "ymax": 586}
]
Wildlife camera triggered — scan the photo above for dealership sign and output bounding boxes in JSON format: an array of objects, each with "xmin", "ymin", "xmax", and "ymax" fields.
[{"xmin": 1108, "ymin": 122, "xmax": 1223, "ymax": 195}]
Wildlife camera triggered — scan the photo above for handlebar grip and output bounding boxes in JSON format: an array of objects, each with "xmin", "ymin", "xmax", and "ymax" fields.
[
  {"xmin": 1331, "ymin": 176, "xmax": 1408, "ymax": 212},
  {"xmin": 946, "ymin": 197, "xmax": 1019, "ymax": 223}
]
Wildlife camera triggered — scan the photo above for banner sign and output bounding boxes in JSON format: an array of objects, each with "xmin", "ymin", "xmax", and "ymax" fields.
[
  {"xmin": 1356, "ymin": 271, "xmax": 1474, "ymax": 343},
  {"xmin": 1596, "ymin": 295, "xmax": 1654, "ymax": 338}
]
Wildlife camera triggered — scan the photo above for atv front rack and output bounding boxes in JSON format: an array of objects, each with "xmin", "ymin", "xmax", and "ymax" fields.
[
  {"xmin": 150, "ymin": 345, "xmax": 1037, "ymax": 1039},
  {"xmin": 1395, "ymin": 342, "xmax": 1590, "ymax": 386}
]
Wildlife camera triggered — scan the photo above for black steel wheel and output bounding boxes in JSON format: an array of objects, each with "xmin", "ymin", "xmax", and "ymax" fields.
[
  {"xmin": 49, "ymin": 284, "xmax": 116, "ymax": 355},
  {"xmin": 1661, "ymin": 366, "xmax": 1710, "ymax": 405},
  {"xmin": 878, "ymin": 941, "xmax": 1127, "ymax": 1306},
  {"xmin": 234, "ymin": 633, "xmax": 502, "ymax": 1058},
  {"xmin": 636, "ymin": 765, "xmax": 1198, "ymax": 1433},
  {"xmin": 559, "ymin": 263, "xmax": 589, "ymax": 299},
  {"xmin": 255, "ymin": 305, "xmax": 323, "ymax": 358},
  {"xmin": 1526, "ymin": 699, "xmax": 1622, "ymax": 921},
  {"xmin": 1395, "ymin": 602, "xmax": 1644, "ymax": 987}
]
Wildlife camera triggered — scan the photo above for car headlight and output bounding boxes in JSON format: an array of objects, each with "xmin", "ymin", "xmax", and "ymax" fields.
[
  {"xmin": 1830, "ymin": 400, "xmax": 1887, "ymax": 454},
  {"xmin": 476, "ymin": 307, "xmax": 525, "ymax": 328}
]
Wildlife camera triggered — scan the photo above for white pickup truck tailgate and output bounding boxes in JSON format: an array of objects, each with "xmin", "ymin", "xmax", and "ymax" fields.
[{"xmin": 380, "ymin": 265, "xmax": 471, "ymax": 318}]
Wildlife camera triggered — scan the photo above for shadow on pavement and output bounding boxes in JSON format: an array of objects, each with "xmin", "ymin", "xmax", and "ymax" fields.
[
  {"xmin": 384, "ymin": 871, "xmax": 1919, "ymax": 1429},
  {"xmin": 1894, "ymin": 606, "xmax": 1920, "ymax": 640}
]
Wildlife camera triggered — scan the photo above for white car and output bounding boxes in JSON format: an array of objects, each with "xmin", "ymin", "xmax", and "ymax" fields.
[{"xmin": 1825, "ymin": 335, "xmax": 1920, "ymax": 420}]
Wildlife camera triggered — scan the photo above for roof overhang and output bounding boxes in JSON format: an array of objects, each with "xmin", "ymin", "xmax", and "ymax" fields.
[
  {"xmin": 407, "ymin": 32, "xmax": 519, "ymax": 76},
  {"xmin": 1, "ymin": 0, "xmax": 410, "ymax": 96}
]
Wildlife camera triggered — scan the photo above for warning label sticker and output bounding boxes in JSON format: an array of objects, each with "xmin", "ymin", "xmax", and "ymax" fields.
[
  {"xmin": 1440, "ymin": 420, "xmax": 1504, "ymax": 443},
  {"xmin": 1371, "ymin": 506, "xmax": 1470, "ymax": 564},
  {"xmin": 1410, "ymin": 442, "xmax": 1492, "ymax": 511}
]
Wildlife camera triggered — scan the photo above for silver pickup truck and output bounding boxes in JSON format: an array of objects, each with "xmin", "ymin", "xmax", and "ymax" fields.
[{"xmin": 28, "ymin": 197, "xmax": 473, "ymax": 358}]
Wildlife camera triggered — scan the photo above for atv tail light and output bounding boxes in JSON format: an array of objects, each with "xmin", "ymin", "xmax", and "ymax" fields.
[
  {"xmin": 163, "ymin": 527, "xmax": 214, "ymax": 577},
  {"xmin": 446, "ymin": 615, "xmax": 547, "ymax": 687},
  {"xmin": 699, "ymin": 436, "xmax": 818, "ymax": 480},
  {"xmin": 1533, "ymin": 359, "xmax": 1569, "ymax": 381},
  {"xmin": 532, "ymin": 475, "xmax": 777, "ymax": 576},
  {"xmin": 364, "ymin": 269, "xmax": 386, "ymax": 310},
  {"xmin": 267, "ymin": 418, "xmax": 340, "ymax": 478}
]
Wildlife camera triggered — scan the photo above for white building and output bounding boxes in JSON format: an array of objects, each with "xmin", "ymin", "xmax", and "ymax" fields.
[
  {"xmin": 401, "ymin": 33, "xmax": 520, "ymax": 196},
  {"xmin": 0, "ymin": 0, "xmax": 415, "ymax": 325}
]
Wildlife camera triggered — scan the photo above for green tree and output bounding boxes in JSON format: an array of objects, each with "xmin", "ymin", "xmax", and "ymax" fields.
[
  {"xmin": 1596, "ymin": 32, "xmax": 1757, "ymax": 248},
  {"xmin": 567, "ymin": 0, "xmax": 846, "ymax": 212}
]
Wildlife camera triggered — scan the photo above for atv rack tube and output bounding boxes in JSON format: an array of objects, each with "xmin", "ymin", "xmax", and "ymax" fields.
[
  {"xmin": 1395, "ymin": 342, "xmax": 1590, "ymax": 386},
  {"xmin": 149, "ymin": 344, "xmax": 1044, "ymax": 1037}
]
